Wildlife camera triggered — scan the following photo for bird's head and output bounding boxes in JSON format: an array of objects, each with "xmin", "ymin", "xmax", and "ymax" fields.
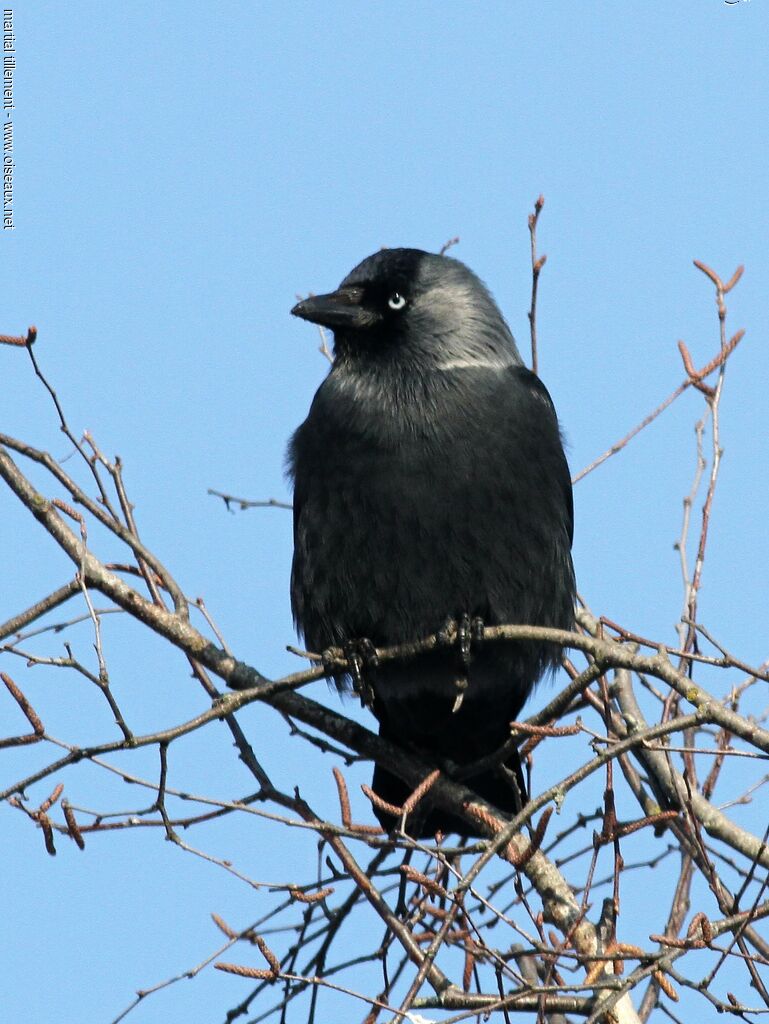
[{"xmin": 291, "ymin": 248, "xmax": 522, "ymax": 372}]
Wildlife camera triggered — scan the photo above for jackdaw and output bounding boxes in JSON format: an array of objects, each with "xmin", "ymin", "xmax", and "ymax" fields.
[{"xmin": 288, "ymin": 247, "xmax": 575, "ymax": 837}]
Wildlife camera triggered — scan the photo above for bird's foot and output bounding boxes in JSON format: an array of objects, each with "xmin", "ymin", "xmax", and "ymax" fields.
[
  {"xmin": 438, "ymin": 613, "xmax": 485, "ymax": 668},
  {"xmin": 438, "ymin": 614, "xmax": 485, "ymax": 713},
  {"xmin": 341, "ymin": 638, "xmax": 379, "ymax": 707},
  {"xmin": 458, "ymin": 612, "xmax": 485, "ymax": 670}
]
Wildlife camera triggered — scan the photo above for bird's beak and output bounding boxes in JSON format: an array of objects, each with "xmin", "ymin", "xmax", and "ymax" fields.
[{"xmin": 291, "ymin": 287, "xmax": 375, "ymax": 330}]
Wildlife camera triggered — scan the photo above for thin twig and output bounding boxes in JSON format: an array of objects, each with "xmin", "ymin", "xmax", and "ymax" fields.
[{"xmin": 527, "ymin": 195, "xmax": 546, "ymax": 375}]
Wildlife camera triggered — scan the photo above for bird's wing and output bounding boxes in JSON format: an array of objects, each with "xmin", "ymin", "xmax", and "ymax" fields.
[{"xmin": 510, "ymin": 366, "xmax": 574, "ymax": 546}]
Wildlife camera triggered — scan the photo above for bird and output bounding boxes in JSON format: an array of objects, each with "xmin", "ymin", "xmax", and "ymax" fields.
[{"xmin": 287, "ymin": 247, "xmax": 575, "ymax": 838}]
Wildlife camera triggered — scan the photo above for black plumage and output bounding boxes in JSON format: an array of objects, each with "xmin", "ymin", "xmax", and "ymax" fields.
[{"xmin": 288, "ymin": 248, "xmax": 575, "ymax": 837}]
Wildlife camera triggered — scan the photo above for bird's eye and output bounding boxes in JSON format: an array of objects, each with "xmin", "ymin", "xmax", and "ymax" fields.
[{"xmin": 387, "ymin": 293, "xmax": 407, "ymax": 311}]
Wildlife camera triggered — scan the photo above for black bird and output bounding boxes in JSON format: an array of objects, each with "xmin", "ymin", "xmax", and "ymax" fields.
[{"xmin": 288, "ymin": 248, "xmax": 575, "ymax": 837}]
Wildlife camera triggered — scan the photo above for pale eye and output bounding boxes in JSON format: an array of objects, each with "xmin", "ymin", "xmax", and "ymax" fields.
[{"xmin": 387, "ymin": 293, "xmax": 407, "ymax": 311}]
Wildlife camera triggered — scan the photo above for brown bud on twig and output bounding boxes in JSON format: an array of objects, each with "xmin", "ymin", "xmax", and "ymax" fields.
[
  {"xmin": 1, "ymin": 673, "xmax": 45, "ymax": 737},
  {"xmin": 62, "ymin": 800, "xmax": 85, "ymax": 850},
  {"xmin": 214, "ymin": 962, "xmax": 276, "ymax": 980},
  {"xmin": 693, "ymin": 258, "xmax": 723, "ymax": 290},
  {"xmin": 688, "ymin": 912, "xmax": 713, "ymax": 944},
  {"xmin": 613, "ymin": 942, "xmax": 645, "ymax": 959},
  {"xmin": 211, "ymin": 913, "xmax": 238, "ymax": 939},
  {"xmin": 723, "ymin": 264, "xmax": 744, "ymax": 292},
  {"xmin": 332, "ymin": 783, "xmax": 384, "ymax": 836},
  {"xmin": 584, "ymin": 941, "xmax": 645, "ymax": 985},
  {"xmin": 361, "ymin": 770, "xmax": 440, "ymax": 831},
  {"xmin": 40, "ymin": 783, "xmax": 64, "ymax": 813},
  {"xmin": 677, "ymin": 342, "xmax": 715, "ymax": 398},
  {"xmin": 255, "ymin": 935, "xmax": 281, "ymax": 976},
  {"xmin": 677, "ymin": 329, "xmax": 745, "ymax": 393},
  {"xmin": 584, "ymin": 955, "xmax": 609, "ymax": 986},
  {"xmin": 510, "ymin": 807, "xmax": 553, "ymax": 869},
  {"xmin": 401, "ymin": 769, "xmax": 440, "ymax": 814},
  {"xmin": 652, "ymin": 969, "xmax": 679, "ymax": 1002},
  {"xmin": 360, "ymin": 784, "xmax": 400, "ymax": 817},
  {"xmin": 332, "ymin": 766, "xmax": 352, "ymax": 827},
  {"xmin": 649, "ymin": 933, "xmax": 691, "ymax": 949},
  {"xmin": 421, "ymin": 905, "xmax": 449, "ymax": 922},
  {"xmin": 0, "ymin": 325, "xmax": 36, "ymax": 347},
  {"xmin": 400, "ymin": 865, "xmax": 450, "ymax": 901},
  {"xmin": 289, "ymin": 886, "xmax": 334, "ymax": 904},
  {"xmin": 464, "ymin": 802, "xmax": 506, "ymax": 837},
  {"xmin": 464, "ymin": 801, "xmax": 552, "ymax": 868},
  {"xmin": 39, "ymin": 812, "xmax": 57, "ymax": 856},
  {"xmin": 610, "ymin": 809, "xmax": 679, "ymax": 841},
  {"xmin": 0, "ymin": 732, "xmax": 41, "ymax": 749},
  {"xmin": 462, "ymin": 945, "xmax": 474, "ymax": 992}
]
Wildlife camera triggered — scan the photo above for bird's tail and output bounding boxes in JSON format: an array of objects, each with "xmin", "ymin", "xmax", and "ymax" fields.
[{"xmin": 371, "ymin": 744, "xmax": 526, "ymax": 839}]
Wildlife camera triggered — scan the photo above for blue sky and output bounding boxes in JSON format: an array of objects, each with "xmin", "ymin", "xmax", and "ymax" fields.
[{"xmin": 3, "ymin": 3, "xmax": 768, "ymax": 1022}]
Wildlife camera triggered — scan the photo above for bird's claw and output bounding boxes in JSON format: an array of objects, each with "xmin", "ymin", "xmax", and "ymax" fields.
[
  {"xmin": 439, "ymin": 614, "xmax": 485, "ymax": 671},
  {"xmin": 342, "ymin": 638, "xmax": 378, "ymax": 707},
  {"xmin": 451, "ymin": 676, "xmax": 469, "ymax": 713},
  {"xmin": 457, "ymin": 613, "xmax": 472, "ymax": 666},
  {"xmin": 438, "ymin": 614, "xmax": 486, "ymax": 713}
]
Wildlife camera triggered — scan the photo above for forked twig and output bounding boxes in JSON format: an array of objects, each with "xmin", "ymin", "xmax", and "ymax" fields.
[{"xmin": 0, "ymin": 325, "xmax": 36, "ymax": 347}]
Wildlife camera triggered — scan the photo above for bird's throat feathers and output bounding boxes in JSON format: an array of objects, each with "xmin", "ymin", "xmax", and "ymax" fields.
[{"xmin": 321, "ymin": 352, "xmax": 511, "ymax": 444}]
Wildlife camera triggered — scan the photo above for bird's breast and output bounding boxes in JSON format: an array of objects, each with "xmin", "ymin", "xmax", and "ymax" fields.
[{"xmin": 290, "ymin": 363, "xmax": 573, "ymax": 664}]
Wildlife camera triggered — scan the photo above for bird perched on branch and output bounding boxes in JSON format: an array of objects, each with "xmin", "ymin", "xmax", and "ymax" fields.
[{"xmin": 288, "ymin": 248, "xmax": 575, "ymax": 837}]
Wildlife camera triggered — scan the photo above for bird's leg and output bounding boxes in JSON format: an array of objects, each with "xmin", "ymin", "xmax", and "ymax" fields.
[
  {"xmin": 459, "ymin": 613, "xmax": 486, "ymax": 669},
  {"xmin": 439, "ymin": 613, "xmax": 486, "ymax": 713},
  {"xmin": 456, "ymin": 612, "xmax": 472, "ymax": 668},
  {"xmin": 470, "ymin": 615, "xmax": 485, "ymax": 646},
  {"xmin": 438, "ymin": 614, "xmax": 486, "ymax": 664},
  {"xmin": 343, "ymin": 638, "xmax": 379, "ymax": 708}
]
